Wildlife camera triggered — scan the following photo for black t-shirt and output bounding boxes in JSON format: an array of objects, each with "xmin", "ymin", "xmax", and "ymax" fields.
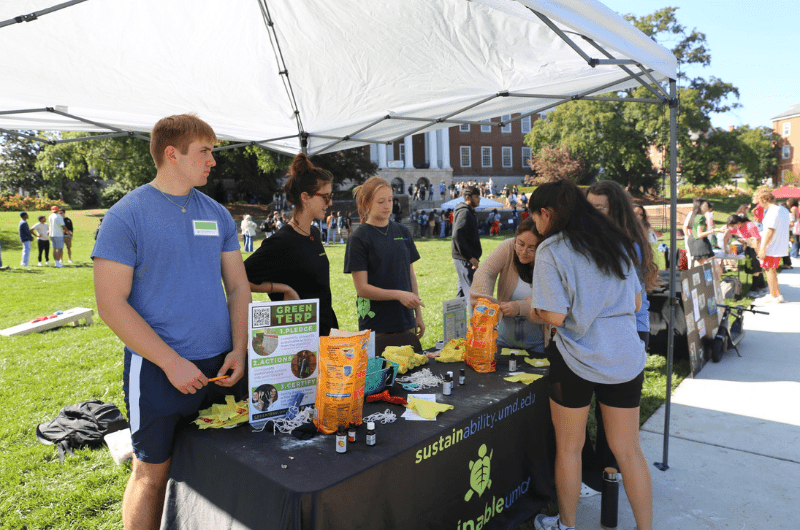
[
  {"xmin": 343, "ymin": 221, "xmax": 420, "ymax": 333},
  {"xmin": 63, "ymin": 217, "xmax": 73, "ymax": 234},
  {"xmin": 244, "ymin": 224, "xmax": 338, "ymax": 336}
]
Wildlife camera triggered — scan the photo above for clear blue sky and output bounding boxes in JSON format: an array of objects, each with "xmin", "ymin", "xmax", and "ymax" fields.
[{"xmin": 601, "ymin": 0, "xmax": 800, "ymax": 130}]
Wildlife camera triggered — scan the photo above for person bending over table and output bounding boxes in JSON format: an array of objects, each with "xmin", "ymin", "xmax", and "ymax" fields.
[
  {"xmin": 344, "ymin": 176, "xmax": 425, "ymax": 340},
  {"xmin": 528, "ymin": 180, "xmax": 652, "ymax": 530},
  {"xmin": 93, "ymin": 114, "xmax": 251, "ymax": 530},
  {"xmin": 244, "ymin": 153, "xmax": 339, "ymax": 336},
  {"xmin": 469, "ymin": 217, "xmax": 548, "ymax": 355},
  {"xmin": 723, "ymin": 214, "xmax": 767, "ymax": 297}
]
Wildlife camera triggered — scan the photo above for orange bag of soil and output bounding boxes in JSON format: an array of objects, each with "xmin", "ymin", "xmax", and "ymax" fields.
[
  {"xmin": 465, "ymin": 298, "xmax": 500, "ymax": 373},
  {"xmin": 314, "ymin": 331, "xmax": 370, "ymax": 434}
]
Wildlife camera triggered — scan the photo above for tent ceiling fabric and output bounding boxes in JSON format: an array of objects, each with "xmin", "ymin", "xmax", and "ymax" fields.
[{"xmin": 0, "ymin": 0, "xmax": 676, "ymax": 155}]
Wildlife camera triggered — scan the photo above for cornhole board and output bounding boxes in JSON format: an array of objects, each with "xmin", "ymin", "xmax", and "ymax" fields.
[{"xmin": 0, "ymin": 307, "xmax": 94, "ymax": 337}]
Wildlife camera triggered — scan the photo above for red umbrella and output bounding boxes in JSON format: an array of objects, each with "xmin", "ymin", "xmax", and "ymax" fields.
[{"xmin": 772, "ymin": 185, "xmax": 800, "ymax": 198}]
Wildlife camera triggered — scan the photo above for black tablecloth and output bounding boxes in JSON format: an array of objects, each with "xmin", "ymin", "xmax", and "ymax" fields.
[{"xmin": 161, "ymin": 358, "xmax": 555, "ymax": 530}]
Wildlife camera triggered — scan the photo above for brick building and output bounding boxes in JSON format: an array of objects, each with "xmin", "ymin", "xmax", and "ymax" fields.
[
  {"xmin": 772, "ymin": 103, "xmax": 800, "ymax": 184},
  {"xmin": 369, "ymin": 113, "xmax": 541, "ymax": 197}
]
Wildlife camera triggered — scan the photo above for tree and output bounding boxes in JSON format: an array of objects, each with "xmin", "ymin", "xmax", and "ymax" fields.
[
  {"xmin": 312, "ymin": 147, "xmax": 376, "ymax": 191},
  {"xmin": 0, "ymin": 132, "xmax": 48, "ymax": 194},
  {"xmin": 526, "ymin": 7, "xmax": 742, "ymax": 191},
  {"xmin": 524, "ymin": 145, "xmax": 592, "ymax": 185},
  {"xmin": 735, "ymin": 126, "xmax": 781, "ymax": 188}
]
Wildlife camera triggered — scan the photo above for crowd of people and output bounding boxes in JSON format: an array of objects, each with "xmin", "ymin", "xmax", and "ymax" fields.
[{"xmin": 3, "ymin": 112, "xmax": 782, "ymax": 530}]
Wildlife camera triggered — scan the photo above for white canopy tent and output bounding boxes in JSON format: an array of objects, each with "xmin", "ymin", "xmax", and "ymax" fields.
[{"xmin": 0, "ymin": 0, "xmax": 682, "ymax": 468}]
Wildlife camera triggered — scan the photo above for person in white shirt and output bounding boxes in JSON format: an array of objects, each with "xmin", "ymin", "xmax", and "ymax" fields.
[
  {"xmin": 47, "ymin": 205, "xmax": 67, "ymax": 267},
  {"xmin": 240, "ymin": 215, "xmax": 257, "ymax": 252},
  {"xmin": 754, "ymin": 188, "xmax": 790, "ymax": 303},
  {"xmin": 31, "ymin": 216, "xmax": 50, "ymax": 266}
]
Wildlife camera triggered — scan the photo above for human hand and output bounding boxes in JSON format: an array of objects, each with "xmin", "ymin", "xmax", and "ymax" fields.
[
  {"xmin": 215, "ymin": 350, "xmax": 245, "ymax": 386},
  {"xmin": 165, "ymin": 357, "xmax": 207, "ymax": 394},
  {"xmin": 469, "ymin": 258, "xmax": 479, "ymax": 269},
  {"xmin": 757, "ymin": 248, "xmax": 766, "ymax": 260},
  {"xmin": 499, "ymin": 302, "xmax": 518, "ymax": 317},
  {"xmin": 397, "ymin": 291, "xmax": 425, "ymax": 309},
  {"xmin": 415, "ymin": 314, "xmax": 426, "ymax": 339}
]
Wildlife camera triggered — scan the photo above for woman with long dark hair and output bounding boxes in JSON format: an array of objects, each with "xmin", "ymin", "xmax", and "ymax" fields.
[
  {"xmin": 469, "ymin": 218, "xmax": 548, "ymax": 355},
  {"xmin": 529, "ymin": 180, "xmax": 652, "ymax": 530},
  {"xmin": 685, "ymin": 198, "xmax": 721, "ymax": 266},
  {"xmin": 243, "ymin": 153, "xmax": 339, "ymax": 335}
]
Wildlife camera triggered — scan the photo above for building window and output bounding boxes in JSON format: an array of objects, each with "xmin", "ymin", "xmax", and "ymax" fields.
[
  {"xmin": 481, "ymin": 120, "xmax": 492, "ymax": 133},
  {"xmin": 782, "ymin": 169, "xmax": 789, "ymax": 181},
  {"xmin": 502, "ymin": 147, "xmax": 512, "ymax": 168},
  {"xmin": 459, "ymin": 124, "xmax": 470, "ymax": 132},
  {"xmin": 783, "ymin": 145, "xmax": 791, "ymax": 159},
  {"xmin": 399, "ymin": 143, "xmax": 405, "ymax": 161},
  {"xmin": 783, "ymin": 123, "xmax": 791, "ymax": 137},
  {"xmin": 521, "ymin": 147, "xmax": 532, "ymax": 168},
  {"xmin": 460, "ymin": 146, "xmax": 471, "ymax": 168},
  {"xmin": 501, "ymin": 114, "xmax": 512, "ymax": 134},
  {"xmin": 521, "ymin": 116, "xmax": 531, "ymax": 134},
  {"xmin": 481, "ymin": 146, "xmax": 492, "ymax": 168}
]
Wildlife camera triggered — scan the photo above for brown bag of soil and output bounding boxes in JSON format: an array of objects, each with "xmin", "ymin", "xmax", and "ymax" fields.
[{"xmin": 314, "ymin": 331, "xmax": 370, "ymax": 434}]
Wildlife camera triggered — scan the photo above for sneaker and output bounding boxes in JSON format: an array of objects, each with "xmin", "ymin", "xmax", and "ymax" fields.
[
  {"xmin": 580, "ymin": 482, "xmax": 601, "ymax": 497},
  {"xmin": 38, "ymin": 262, "xmax": 43, "ymax": 267},
  {"xmin": 534, "ymin": 514, "xmax": 571, "ymax": 530},
  {"xmin": 764, "ymin": 295, "xmax": 784, "ymax": 304},
  {"xmin": 68, "ymin": 259, "xmax": 73, "ymax": 264},
  {"xmin": 55, "ymin": 262, "xmax": 63, "ymax": 268},
  {"xmin": 45, "ymin": 261, "xmax": 49, "ymax": 265}
]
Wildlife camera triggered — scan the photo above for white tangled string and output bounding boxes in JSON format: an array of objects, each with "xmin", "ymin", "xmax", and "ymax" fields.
[
  {"xmin": 251, "ymin": 406, "xmax": 313, "ymax": 434},
  {"xmin": 363, "ymin": 409, "xmax": 397, "ymax": 424},
  {"xmin": 395, "ymin": 368, "xmax": 443, "ymax": 390}
]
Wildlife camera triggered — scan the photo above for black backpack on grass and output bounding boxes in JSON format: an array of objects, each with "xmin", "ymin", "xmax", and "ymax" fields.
[{"xmin": 36, "ymin": 400, "xmax": 128, "ymax": 462}]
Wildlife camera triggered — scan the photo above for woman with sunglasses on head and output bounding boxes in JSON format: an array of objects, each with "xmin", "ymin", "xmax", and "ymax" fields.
[
  {"xmin": 529, "ymin": 180, "xmax": 652, "ymax": 530},
  {"xmin": 469, "ymin": 217, "xmax": 549, "ymax": 356},
  {"xmin": 344, "ymin": 176, "xmax": 425, "ymax": 340},
  {"xmin": 243, "ymin": 153, "xmax": 339, "ymax": 336}
]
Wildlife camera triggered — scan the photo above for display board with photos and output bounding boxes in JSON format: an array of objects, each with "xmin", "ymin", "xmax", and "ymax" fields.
[
  {"xmin": 680, "ymin": 263, "xmax": 724, "ymax": 377},
  {"xmin": 247, "ymin": 299, "xmax": 320, "ymax": 427}
]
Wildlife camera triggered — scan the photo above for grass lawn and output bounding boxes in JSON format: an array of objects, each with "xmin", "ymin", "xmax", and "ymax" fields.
[{"xmin": 1, "ymin": 205, "xmax": 702, "ymax": 529}]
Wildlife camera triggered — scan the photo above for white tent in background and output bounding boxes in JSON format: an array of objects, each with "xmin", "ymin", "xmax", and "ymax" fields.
[
  {"xmin": 440, "ymin": 197, "xmax": 504, "ymax": 211},
  {"xmin": 0, "ymin": 0, "xmax": 683, "ymax": 467}
]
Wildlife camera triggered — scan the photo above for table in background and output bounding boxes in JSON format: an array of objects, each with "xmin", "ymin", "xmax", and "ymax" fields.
[{"xmin": 161, "ymin": 359, "xmax": 555, "ymax": 530}]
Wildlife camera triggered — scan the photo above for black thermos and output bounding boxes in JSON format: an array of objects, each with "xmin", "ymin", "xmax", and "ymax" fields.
[{"xmin": 600, "ymin": 467, "xmax": 619, "ymax": 529}]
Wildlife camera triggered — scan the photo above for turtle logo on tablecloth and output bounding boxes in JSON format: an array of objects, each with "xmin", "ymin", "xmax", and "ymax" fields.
[{"xmin": 464, "ymin": 444, "xmax": 493, "ymax": 501}]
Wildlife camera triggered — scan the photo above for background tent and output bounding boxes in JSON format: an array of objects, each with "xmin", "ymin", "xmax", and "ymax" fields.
[{"xmin": 0, "ymin": 0, "xmax": 683, "ymax": 467}]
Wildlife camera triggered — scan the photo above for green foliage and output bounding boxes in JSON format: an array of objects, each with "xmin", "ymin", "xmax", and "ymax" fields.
[
  {"xmin": 0, "ymin": 132, "xmax": 47, "ymax": 194},
  {"xmin": 100, "ymin": 183, "xmax": 129, "ymax": 208},
  {"xmin": 736, "ymin": 126, "xmax": 781, "ymax": 188},
  {"xmin": 0, "ymin": 195, "xmax": 68, "ymax": 212}
]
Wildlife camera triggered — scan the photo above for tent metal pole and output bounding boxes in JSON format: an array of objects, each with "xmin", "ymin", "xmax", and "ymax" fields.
[
  {"xmin": 0, "ymin": 128, "xmax": 55, "ymax": 144},
  {"xmin": 54, "ymin": 132, "xmax": 141, "ymax": 144},
  {"xmin": 655, "ymin": 78, "xmax": 678, "ymax": 472},
  {"xmin": 531, "ymin": 11, "xmax": 594, "ymax": 65},
  {"xmin": 0, "ymin": 0, "xmax": 88, "ymax": 29},
  {"xmin": 580, "ymin": 36, "xmax": 669, "ymax": 100}
]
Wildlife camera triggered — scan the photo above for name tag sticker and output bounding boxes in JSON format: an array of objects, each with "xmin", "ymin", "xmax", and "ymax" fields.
[{"xmin": 193, "ymin": 220, "xmax": 219, "ymax": 237}]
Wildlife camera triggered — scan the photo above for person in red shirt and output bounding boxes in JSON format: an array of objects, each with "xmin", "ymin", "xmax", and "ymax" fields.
[{"xmin": 724, "ymin": 214, "xmax": 766, "ymax": 297}]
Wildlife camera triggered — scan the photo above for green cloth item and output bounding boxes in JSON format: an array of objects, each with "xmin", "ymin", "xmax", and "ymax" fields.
[
  {"xmin": 406, "ymin": 396, "xmax": 454, "ymax": 419},
  {"xmin": 524, "ymin": 357, "xmax": 549, "ymax": 368},
  {"xmin": 504, "ymin": 373, "xmax": 543, "ymax": 385}
]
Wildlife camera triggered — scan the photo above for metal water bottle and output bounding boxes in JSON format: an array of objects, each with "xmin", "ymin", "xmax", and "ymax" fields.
[{"xmin": 600, "ymin": 467, "xmax": 619, "ymax": 529}]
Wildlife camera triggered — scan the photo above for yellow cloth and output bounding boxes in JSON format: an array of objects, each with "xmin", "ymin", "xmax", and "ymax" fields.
[
  {"xmin": 437, "ymin": 338, "xmax": 467, "ymax": 363},
  {"xmin": 194, "ymin": 396, "xmax": 249, "ymax": 429},
  {"xmin": 406, "ymin": 397, "xmax": 454, "ymax": 419},
  {"xmin": 524, "ymin": 357, "xmax": 550, "ymax": 368},
  {"xmin": 504, "ymin": 373, "xmax": 543, "ymax": 385},
  {"xmin": 383, "ymin": 345, "xmax": 428, "ymax": 374},
  {"xmin": 500, "ymin": 348, "xmax": 529, "ymax": 357}
]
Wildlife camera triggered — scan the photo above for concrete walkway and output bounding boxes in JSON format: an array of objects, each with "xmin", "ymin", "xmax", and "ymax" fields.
[{"xmin": 575, "ymin": 265, "xmax": 800, "ymax": 530}]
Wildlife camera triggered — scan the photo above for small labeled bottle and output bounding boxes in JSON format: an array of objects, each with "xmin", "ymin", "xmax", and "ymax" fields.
[
  {"xmin": 348, "ymin": 423, "xmax": 357, "ymax": 444},
  {"xmin": 600, "ymin": 467, "xmax": 619, "ymax": 529},
  {"xmin": 443, "ymin": 374, "xmax": 452, "ymax": 395},
  {"xmin": 459, "ymin": 368, "xmax": 466, "ymax": 386},
  {"xmin": 365, "ymin": 421, "xmax": 376, "ymax": 446},
  {"xmin": 335, "ymin": 425, "xmax": 347, "ymax": 454},
  {"xmin": 509, "ymin": 352, "xmax": 517, "ymax": 372}
]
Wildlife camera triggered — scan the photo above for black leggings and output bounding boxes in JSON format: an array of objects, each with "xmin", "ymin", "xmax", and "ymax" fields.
[{"xmin": 37, "ymin": 240, "xmax": 50, "ymax": 262}]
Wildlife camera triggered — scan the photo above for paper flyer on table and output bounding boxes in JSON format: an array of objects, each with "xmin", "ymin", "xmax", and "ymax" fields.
[
  {"xmin": 442, "ymin": 297, "xmax": 468, "ymax": 342},
  {"xmin": 248, "ymin": 299, "xmax": 320, "ymax": 426}
]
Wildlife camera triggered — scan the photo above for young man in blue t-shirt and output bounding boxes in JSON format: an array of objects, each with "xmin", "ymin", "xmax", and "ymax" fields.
[{"xmin": 92, "ymin": 114, "xmax": 251, "ymax": 530}]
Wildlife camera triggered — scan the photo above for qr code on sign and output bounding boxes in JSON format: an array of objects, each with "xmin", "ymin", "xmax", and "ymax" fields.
[{"xmin": 251, "ymin": 306, "xmax": 271, "ymax": 329}]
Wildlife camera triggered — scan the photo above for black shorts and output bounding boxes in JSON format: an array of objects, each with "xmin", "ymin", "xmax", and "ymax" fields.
[{"xmin": 546, "ymin": 341, "xmax": 644, "ymax": 409}]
